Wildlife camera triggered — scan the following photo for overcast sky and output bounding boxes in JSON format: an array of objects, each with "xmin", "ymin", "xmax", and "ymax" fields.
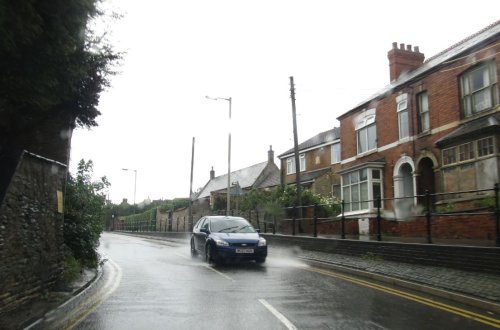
[{"xmin": 69, "ymin": 0, "xmax": 500, "ymax": 204}]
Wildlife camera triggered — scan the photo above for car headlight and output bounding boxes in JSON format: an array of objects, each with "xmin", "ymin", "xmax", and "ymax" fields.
[
  {"xmin": 258, "ymin": 237, "xmax": 267, "ymax": 246},
  {"xmin": 215, "ymin": 239, "xmax": 229, "ymax": 246}
]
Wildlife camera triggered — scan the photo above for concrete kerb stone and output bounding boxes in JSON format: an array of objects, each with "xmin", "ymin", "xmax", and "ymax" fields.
[
  {"xmin": 25, "ymin": 265, "xmax": 104, "ymax": 330},
  {"xmin": 301, "ymin": 257, "xmax": 500, "ymax": 315}
]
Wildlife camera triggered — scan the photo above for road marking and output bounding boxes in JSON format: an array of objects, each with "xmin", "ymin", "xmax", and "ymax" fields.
[
  {"xmin": 259, "ymin": 299, "xmax": 297, "ymax": 330},
  {"xmin": 204, "ymin": 265, "xmax": 234, "ymax": 281},
  {"xmin": 60, "ymin": 258, "xmax": 122, "ymax": 329},
  {"xmin": 305, "ymin": 266, "xmax": 500, "ymax": 329}
]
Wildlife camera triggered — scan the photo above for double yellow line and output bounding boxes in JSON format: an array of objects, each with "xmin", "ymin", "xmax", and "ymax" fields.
[{"xmin": 305, "ymin": 266, "xmax": 500, "ymax": 328}]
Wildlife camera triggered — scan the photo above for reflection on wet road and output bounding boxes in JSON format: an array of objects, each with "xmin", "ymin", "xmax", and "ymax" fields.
[{"xmin": 72, "ymin": 233, "xmax": 496, "ymax": 329}]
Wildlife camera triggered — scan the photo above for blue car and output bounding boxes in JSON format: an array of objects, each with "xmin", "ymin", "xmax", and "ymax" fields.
[{"xmin": 191, "ymin": 216, "xmax": 267, "ymax": 264}]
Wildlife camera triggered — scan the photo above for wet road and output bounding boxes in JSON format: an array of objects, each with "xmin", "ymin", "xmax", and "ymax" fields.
[{"xmin": 71, "ymin": 233, "xmax": 497, "ymax": 329}]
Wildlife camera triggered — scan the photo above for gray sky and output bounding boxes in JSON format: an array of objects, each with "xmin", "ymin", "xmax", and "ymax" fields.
[{"xmin": 69, "ymin": 0, "xmax": 500, "ymax": 204}]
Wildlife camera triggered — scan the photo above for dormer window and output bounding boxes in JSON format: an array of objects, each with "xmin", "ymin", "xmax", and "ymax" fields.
[{"xmin": 460, "ymin": 61, "xmax": 498, "ymax": 117}]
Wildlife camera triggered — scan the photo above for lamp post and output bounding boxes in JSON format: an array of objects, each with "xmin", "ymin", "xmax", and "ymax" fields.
[
  {"xmin": 206, "ymin": 95, "xmax": 232, "ymax": 215},
  {"xmin": 122, "ymin": 168, "xmax": 137, "ymax": 205}
]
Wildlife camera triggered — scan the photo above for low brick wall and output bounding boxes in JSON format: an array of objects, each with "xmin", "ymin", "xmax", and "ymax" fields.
[
  {"xmin": 262, "ymin": 234, "xmax": 500, "ymax": 275},
  {"xmin": 0, "ymin": 151, "xmax": 66, "ymax": 317},
  {"xmin": 119, "ymin": 230, "xmax": 500, "ymax": 275}
]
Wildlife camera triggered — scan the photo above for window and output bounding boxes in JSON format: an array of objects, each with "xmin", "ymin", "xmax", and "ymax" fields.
[
  {"xmin": 286, "ymin": 158, "xmax": 294, "ymax": 174},
  {"xmin": 397, "ymin": 94, "xmax": 409, "ymax": 139},
  {"xmin": 442, "ymin": 137, "xmax": 495, "ymax": 166},
  {"xmin": 460, "ymin": 61, "xmax": 499, "ymax": 117},
  {"xmin": 356, "ymin": 112, "xmax": 376, "ymax": 154},
  {"xmin": 286, "ymin": 154, "xmax": 305, "ymax": 174},
  {"xmin": 458, "ymin": 142, "xmax": 474, "ymax": 162},
  {"xmin": 417, "ymin": 92, "xmax": 429, "ymax": 133},
  {"xmin": 443, "ymin": 147, "xmax": 457, "ymax": 165},
  {"xmin": 331, "ymin": 143, "xmax": 341, "ymax": 164},
  {"xmin": 478, "ymin": 137, "xmax": 494, "ymax": 157},
  {"xmin": 341, "ymin": 167, "xmax": 383, "ymax": 212}
]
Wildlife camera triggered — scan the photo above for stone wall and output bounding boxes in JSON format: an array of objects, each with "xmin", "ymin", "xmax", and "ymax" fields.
[{"xmin": 0, "ymin": 151, "xmax": 66, "ymax": 316}]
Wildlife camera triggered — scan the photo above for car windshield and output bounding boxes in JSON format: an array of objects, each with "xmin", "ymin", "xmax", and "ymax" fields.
[{"xmin": 210, "ymin": 218, "xmax": 256, "ymax": 233}]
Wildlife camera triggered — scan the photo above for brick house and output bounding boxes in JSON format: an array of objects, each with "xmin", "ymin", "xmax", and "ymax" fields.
[
  {"xmin": 337, "ymin": 20, "xmax": 499, "ymax": 221},
  {"xmin": 193, "ymin": 146, "xmax": 280, "ymax": 215},
  {"xmin": 278, "ymin": 128, "xmax": 341, "ymax": 198}
]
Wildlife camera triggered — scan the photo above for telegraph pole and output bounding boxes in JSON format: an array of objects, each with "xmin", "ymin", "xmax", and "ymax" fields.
[
  {"xmin": 290, "ymin": 76, "xmax": 303, "ymax": 232},
  {"xmin": 189, "ymin": 137, "xmax": 195, "ymax": 231}
]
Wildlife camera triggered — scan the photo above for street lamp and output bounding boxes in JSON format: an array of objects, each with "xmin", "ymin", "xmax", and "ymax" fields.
[
  {"xmin": 122, "ymin": 168, "xmax": 137, "ymax": 205},
  {"xmin": 206, "ymin": 95, "xmax": 232, "ymax": 215}
]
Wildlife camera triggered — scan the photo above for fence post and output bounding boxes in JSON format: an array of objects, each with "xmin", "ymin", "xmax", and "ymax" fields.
[
  {"xmin": 341, "ymin": 200, "xmax": 346, "ymax": 239},
  {"xmin": 273, "ymin": 215, "xmax": 276, "ymax": 235},
  {"xmin": 292, "ymin": 206, "xmax": 296, "ymax": 236},
  {"xmin": 256, "ymin": 211, "xmax": 260, "ymax": 231},
  {"xmin": 425, "ymin": 190, "xmax": 433, "ymax": 244},
  {"xmin": 313, "ymin": 204, "xmax": 318, "ymax": 238},
  {"xmin": 376, "ymin": 195, "xmax": 382, "ymax": 241},
  {"xmin": 495, "ymin": 183, "xmax": 500, "ymax": 247}
]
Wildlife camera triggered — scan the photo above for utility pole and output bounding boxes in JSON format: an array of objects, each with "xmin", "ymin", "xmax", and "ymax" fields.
[
  {"xmin": 189, "ymin": 137, "xmax": 195, "ymax": 231},
  {"xmin": 290, "ymin": 76, "xmax": 303, "ymax": 232}
]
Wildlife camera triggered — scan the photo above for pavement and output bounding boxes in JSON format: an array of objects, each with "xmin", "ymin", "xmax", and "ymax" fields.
[{"xmin": 15, "ymin": 235, "xmax": 500, "ymax": 329}]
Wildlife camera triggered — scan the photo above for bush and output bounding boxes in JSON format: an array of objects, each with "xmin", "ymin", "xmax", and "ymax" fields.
[{"xmin": 64, "ymin": 159, "xmax": 108, "ymax": 268}]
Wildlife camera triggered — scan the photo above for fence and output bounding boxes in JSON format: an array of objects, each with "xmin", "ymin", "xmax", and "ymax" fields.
[
  {"xmin": 277, "ymin": 184, "xmax": 500, "ymax": 247},
  {"xmin": 113, "ymin": 185, "xmax": 500, "ymax": 247}
]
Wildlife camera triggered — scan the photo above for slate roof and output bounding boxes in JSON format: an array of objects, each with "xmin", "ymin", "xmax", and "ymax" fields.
[
  {"xmin": 436, "ymin": 113, "xmax": 500, "ymax": 147},
  {"xmin": 299, "ymin": 168, "xmax": 332, "ymax": 184},
  {"xmin": 338, "ymin": 20, "xmax": 500, "ymax": 119},
  {"xmin": 197, "ymin": 161, "xmax": 277, "ymax": 199},
  {"xmin": 278, "ymin": 127, "xmax": 340, "ymax": 158}
]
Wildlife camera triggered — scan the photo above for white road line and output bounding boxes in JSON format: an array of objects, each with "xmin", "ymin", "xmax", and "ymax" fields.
[
  {"xmin": 204, "ymin": 265, "xmax": 234, "ymax": 281},
  {"xmin": 259, "ymin": 299, "xmax": 297, "ymax": 330}
]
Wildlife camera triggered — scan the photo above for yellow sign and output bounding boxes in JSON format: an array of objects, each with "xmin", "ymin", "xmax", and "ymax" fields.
[{"xmin": 57, "ymin": 190, "xmax": 64, "ymax": 213}]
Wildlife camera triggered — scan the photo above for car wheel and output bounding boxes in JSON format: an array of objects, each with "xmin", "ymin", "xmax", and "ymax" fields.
[
  {"xmin": 190, "ymin": 239, "xmax": 198, "ymax": 258},
  {"xmin": 205, "ymin": 244, "xmax": 212, "ymax": 264},
  {"xmin": 255, "ymin": 257, "xmax": 266, "ymax": 264}
]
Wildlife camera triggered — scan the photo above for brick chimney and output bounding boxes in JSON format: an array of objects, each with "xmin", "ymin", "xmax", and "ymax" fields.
[
  {"xmin": 268, "ymin": 145, "xmax": 274, "ymax": 164},
  {"xmin": 387, "ymin": 42, "xmax": 425, "ymax": 82},
  {"xmin": 210, "ymin": 166, "xmax": 215, "ymax": 180}
]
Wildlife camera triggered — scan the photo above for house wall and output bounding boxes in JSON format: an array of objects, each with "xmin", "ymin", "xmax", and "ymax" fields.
[
  {"xmin": 0, "ymin": 152, "xmax": 66, "ymax": 316},
  {"xmin": 339, "ymin": 39, "xmax": 500, "ymax": 203},
  {"xmin": 281, "ymin": 145, "xmax": 333, "ymax": 185}
]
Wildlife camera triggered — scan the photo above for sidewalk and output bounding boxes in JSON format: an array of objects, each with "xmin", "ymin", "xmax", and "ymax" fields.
[{"xmin": 274, "ymin": 246, "xmax": 500, "ymax": 313}]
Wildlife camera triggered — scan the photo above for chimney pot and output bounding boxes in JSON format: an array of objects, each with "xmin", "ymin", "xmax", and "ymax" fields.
[{"xmin": 388, "ymin": 42, "xmax": 425, "ymax": 82}]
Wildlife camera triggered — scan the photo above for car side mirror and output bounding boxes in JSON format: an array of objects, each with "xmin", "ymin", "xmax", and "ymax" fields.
[
  {"xmin": 200, "ymin": 228, "xmax": 209, "ymax": 234},
  {"xmin": 256, "ymin": 229, "xmax": 261, "ymax": 233}
]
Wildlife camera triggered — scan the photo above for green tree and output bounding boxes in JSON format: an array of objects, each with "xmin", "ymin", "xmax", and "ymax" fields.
[
  {"xmin": 0, "ymin": 0, "xmax": 120, "ymax": 150},
  {"xmin": 64, "ymin": 159, "xmax": 109, "ymax": 267}
]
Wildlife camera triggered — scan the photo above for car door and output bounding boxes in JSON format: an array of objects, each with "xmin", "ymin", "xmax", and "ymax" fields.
[
  {"xmin": 193, "ymin": 217, "xmax": 207, "ymax": 252},
  {"xmin": 198, "ymin": 218, "xmax": 210, "ymax": 254}
]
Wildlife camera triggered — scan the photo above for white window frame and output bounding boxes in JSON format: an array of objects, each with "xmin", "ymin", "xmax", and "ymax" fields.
[
  {"xmin": 331, "ymin": 143, "xmax": 341, "ymax": 164},
  {"xmin": 341, "ymin": 167, "xmax": 383, "ymax": 212},
  {"xmin": 355, "ymin": 110, "xmax": 377, "ymax": 155},
  {"xmin": 460, "ymin": 61, "xmax": 499, "ymax": 117},
  {"xmin": 299, "ymin": 153, "xmax": 306, "ymax": 172},
  {"xmin": 286, "ymin": 154, "xmax": 305, "ymax": 174},
  {"xmin": 417, "ymin": 91, "xmax": 430, "ymax": 133},
  {"xmin": 397, "ymin": 93, "xmax": 409, "ymax": 140}
]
